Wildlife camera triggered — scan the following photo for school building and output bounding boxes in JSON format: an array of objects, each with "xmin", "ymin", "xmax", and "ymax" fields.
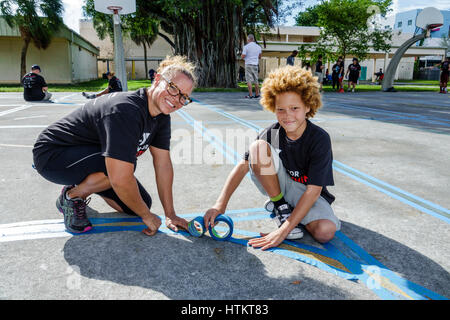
[
  {"xmin": 0, "ymin": 17, "xmax": 99, "ymax": 84},
  {"xmin": 79, "ymin": 19, "xmax": 174, "ymax": 80},
  {"xmin": 259, "ymin": 26, "xmax": 447, "ymax": 82},
  {"xmin": 80, "ymin": 20, "xmax": 446, "ymax": 83}
]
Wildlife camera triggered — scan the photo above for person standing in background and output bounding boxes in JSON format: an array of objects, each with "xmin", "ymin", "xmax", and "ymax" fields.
[{"xmin": 242, "ymin": 34, "xmax": 262, "ymax": 99}]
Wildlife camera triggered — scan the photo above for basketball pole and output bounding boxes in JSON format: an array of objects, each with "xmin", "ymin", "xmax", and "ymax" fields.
[{"xmin": 112, "ymin": 9, "xmax": 128, "ymax": 91}]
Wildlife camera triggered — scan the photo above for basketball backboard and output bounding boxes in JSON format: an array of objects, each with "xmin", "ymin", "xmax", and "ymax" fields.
[
  {"xmin": 94, "ymin": 0, "xmax": 136, "ymax": 15},
  {"xmin": 416, "ymin": 7, "xmax": 443, "ymax": 30}
]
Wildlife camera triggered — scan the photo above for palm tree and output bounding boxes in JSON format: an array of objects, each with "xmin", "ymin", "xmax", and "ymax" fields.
[
  {"xmin": 0, "ymin": 0, "xmax": 64, "ymax": 80},
  {"xmin": 127, "ymin": 16, "xmax": 159, "ymax": 80}
]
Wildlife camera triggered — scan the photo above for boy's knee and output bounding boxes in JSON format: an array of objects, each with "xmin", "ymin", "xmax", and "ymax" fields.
[
  {"xmin": 249, "ymin": 140, "xmax": 273, "ymax": 171},
  {"xmin": 308, "ymin": 220, "xmax": 336, "ymax": 244}
]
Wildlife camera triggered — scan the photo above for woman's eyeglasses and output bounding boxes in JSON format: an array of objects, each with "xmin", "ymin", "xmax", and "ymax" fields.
[{"xmin": 161, "ymin": 74, "xmax": 192, "ymax": 106}]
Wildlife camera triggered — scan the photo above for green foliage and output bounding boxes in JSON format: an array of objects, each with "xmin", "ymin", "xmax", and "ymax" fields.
[
  {"xmin": 0, "ymin": 0, "xmax": 64, "ymax": 49},
  {"xmin": 297, "ymin": 0, "xmax": 393, "ymax": 63},
  {"xmin": 1, "ymin": 0, "xmax": 64, "ymax": 78},
  {"xmin": 295, "ymin": 5, "xmax": 320, "ymax": 26}
]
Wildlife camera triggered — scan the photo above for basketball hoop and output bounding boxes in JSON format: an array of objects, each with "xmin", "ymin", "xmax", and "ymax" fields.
[
  {"xmin": 416, "ymin": 7, "xmax": 444, "ymax": 31},
  {"xmin": 107, "ymin": 6, "xmax": 122, "ymax": 14},
  {"xmin": 94, "ymin": 0, "xmax": 136, "ymax": 15}
]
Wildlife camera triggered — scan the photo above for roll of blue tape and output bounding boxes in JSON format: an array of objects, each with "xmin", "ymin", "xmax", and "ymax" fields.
[
  {"xmin": 208, "ymin": 214, "xmax": 234, "ymax": 241},
  {"xmin": 188, "ymin": 216, "xmax": 206, "ymax": 237}
]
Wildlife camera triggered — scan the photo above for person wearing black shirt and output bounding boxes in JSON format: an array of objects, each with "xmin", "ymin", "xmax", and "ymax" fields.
[
  {"xmin": 314, "ymin": 55, "xmax": 325, "ymax": 92},
  {"xmin": 82, "ymin": 71, "xmax": 123, "ymax": 99},
  {"xmin": 21, "ymin": 65, "xmax": 52, "ymax": 102},
  {"xmin": 331, "ymin": 57, "xmax": 344, "ymax": 91},
  {"xmin": 203, "ymin": 66, "xmax": 340, "ymax": 249},
  {"xmin": 33, "ymin": 56, "xmax": 196, "ymax": 235},
  {"xmin": 345, "ymin": 58, "xmax": 361, "ymax": 92},
  {"xmin": 438, "ymin": 57, "xmax": 449, "ymax": 94}
]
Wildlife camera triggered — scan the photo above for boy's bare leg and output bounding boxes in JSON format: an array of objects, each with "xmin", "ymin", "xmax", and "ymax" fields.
[
  {"xmin": 248, "ymin": 140, "xmax": 280, "ymax": 198},
  {"xmin": 305, "ymin": 219, "xmax": 336, "ymax": 243}
]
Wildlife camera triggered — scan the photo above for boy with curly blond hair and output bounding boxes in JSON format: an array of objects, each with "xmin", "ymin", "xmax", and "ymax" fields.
[{"xmin": 204, "ymin": 66, "xmax": 340, "ymax": 249}]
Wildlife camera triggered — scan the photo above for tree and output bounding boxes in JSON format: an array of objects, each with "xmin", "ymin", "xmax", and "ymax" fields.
[
  {"xmin": 84, "ymin": 0, "xmax": 295, "ymax": 88},
  {"xmin": 295, "ymin": 5, "xmax": 320, "ymax": 26},
  {"xmin": 127, "ymin": 16, "xmax": 159, "ymax": 79},
  {"xmin": 0, "ymin": 0, "xmax": 64, "ymax": 79},
  {"xmin": 296, "ymin": 0, "xmax": 392, "ymax": 64}
]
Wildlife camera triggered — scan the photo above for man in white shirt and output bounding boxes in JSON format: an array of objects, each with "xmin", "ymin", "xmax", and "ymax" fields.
[{"xmin": 241, "ymin": 34, "xmax": 262, "ymax": 99}]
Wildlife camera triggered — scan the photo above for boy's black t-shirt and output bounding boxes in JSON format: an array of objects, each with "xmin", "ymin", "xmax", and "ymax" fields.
[
  {"xmin": 244, "ymin": 120, "xmax": 335, "ymax": 204},
  {"xmin": 348, "ymin": 63, "xmax": 361, "ymax": 76},
  {"xmin": 22, "ymin": 72, "xmax": 47, "ymax": 101},
  {"xmin": 315, "ymin": 61, "xmax": 323, "ymax": 73},
  {"xmin": 441, "ymin": 61, "xmax": 450, "ymax": 74},
  {"xmin": 33, "ymin": 88, "xmax": 171, "ymax": 171},
  {"xmin": 109, "ymin": 76, "xmax": 123, "ymax": 92}
]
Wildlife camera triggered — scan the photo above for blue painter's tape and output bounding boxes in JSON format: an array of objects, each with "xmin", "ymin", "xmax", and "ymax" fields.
[
  {"xmin": 208, "ymin": 214, "xmax": 234, "ymax": 241},
  {"xmin": 188, "ymin": 216, "xmax": 206, "ymax": 237}
]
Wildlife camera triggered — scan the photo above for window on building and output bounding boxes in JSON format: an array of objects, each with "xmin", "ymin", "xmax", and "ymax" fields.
[
  {"xmin": 408, "ymin": 20, "xmax": 412, "ymax": 26},
  {"xmin": 398, "ymin": 21, "xmax": 402, "ymax": 28}
]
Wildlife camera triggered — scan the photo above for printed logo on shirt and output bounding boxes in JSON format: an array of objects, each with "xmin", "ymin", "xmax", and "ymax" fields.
[
  {"xmin": 136, "ymin": 132, "xmax": 150, "ymax": 157},
  {"xmin": 288, "ymin": 170, "xmax": 308, "ymax": 184}
]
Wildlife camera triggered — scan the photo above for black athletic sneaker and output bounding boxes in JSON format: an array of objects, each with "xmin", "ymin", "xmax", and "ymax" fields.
[
  {"xmin": 264, "ymin": 200, "xmax": 303, "ymax": 240},
  {"xmin": 56, "ymin": 186, "xmax": 93, "ymax": 233},
  {"xmin": 82, "ymin": 92, "xmax": 96, "ymax": 99}
]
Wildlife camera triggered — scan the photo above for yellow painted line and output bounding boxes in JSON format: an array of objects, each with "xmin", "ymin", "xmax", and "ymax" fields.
[
  {"xmin": 365, "ymin": 269, "xmax": 414, "ymax": 300},
  {"xmin": 232, "ymin": 233, "xmax": 350, "ymax": 274}
]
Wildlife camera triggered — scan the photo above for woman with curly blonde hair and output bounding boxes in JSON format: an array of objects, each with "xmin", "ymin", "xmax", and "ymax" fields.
[
  {"xmin": 33, "ymin": 55, "xmax": 196, "ymax": 236},
  {"xmin": 204, "ymin": 65, "xmax": 340, "ymax": 248}
]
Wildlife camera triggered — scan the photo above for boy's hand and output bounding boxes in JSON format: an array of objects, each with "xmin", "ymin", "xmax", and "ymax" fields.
[
  {"xmin": 248, "ymin": 228, "xmax": 287, "ymax": 251},
  {"xmin": 203, "ymin": 207, "xmax": 222, "ymax": 229}
]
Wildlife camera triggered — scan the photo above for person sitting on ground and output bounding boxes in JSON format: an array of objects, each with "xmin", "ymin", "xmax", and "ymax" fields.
[
  {"xmin": 374, "ymin": 68, "xmax": 384, "ymax": 84},
  {"xmin": 82, "ymin": 71, "xmax": 123, "ymax": 99},
  {"xmin": 21, "ymin": 65, "xmax": 52, "ymax": 102},
  {"xmin": 32, "ymin": 56, "xmax": 196, "ymax": 235},
  {"xmin": 149, "ymin": 69, "xmax": 156, "ymax": 83},
  {"xmin": 203, "ymin": 66, "xmax": 341, "ymax": 249}
]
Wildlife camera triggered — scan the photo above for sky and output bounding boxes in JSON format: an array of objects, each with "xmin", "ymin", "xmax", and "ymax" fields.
[{"xmin": 63, "ymin": 0, "xmax": 450, "ymax": 34}]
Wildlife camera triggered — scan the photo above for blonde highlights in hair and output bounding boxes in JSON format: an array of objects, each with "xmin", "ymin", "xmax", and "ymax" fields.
[
  {"xmin": 157, "ymin": 55, "xmax": 197, "ymax": 87},
  {"xmin": 260, "ymin": 66, "xmax": 322, "ymax": 118}
]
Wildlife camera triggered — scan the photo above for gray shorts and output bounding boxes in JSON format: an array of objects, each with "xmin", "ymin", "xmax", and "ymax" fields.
[
  {"xmin": 315, "ymin": 72, "xmax": 323, "ymax": 84},
  {"xmin": 245, "ymin": 64, "xmax": 259, "ymax": 83},
  {"xmin": 248, "ymin": 145, "xmax": 341, "ymax": 230}
]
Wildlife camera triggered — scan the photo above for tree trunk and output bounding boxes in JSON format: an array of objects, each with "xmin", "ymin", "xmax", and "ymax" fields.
[
  {"xmin": 173, "ymin": 0, "xmax": 241, "ymax": 88},
  {"xmin": 20, "ymin": 37, "xmax": 30, "ymax": 81},
  {"xmin": 143, "ymin": 42, "xmax": 148, "ymax": 79}
]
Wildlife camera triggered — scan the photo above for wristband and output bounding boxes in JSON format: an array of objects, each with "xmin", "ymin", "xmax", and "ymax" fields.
[
  {"xmin": 187, "ymin": 216, "xmax": 206, "ymax": 237},
  {"xmin": 208, "ymin": 214, "xmax": 234, "ymax": 241}
]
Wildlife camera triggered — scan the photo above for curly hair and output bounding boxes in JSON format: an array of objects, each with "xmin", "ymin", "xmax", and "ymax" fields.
[
  {"xmin": 157, "ymin": 55, "xmax": 197, "ymax": 87},
  {"xmin": 260, "ymin": 66, "xmax": 322, "ymax": 118}
]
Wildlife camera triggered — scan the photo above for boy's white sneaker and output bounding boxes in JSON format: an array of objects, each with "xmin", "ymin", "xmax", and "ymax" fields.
[{"xmin": 264, "ymin": 200, "xmax": 304, "ymax": 240}]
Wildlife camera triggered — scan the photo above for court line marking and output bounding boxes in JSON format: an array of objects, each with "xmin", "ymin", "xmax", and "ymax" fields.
[
  {"xmin": 191, "ymin": 99, "xmax": 450, "ymax": 223},
  {"xmin": 175, "ymin": 105, "xmax": 448, "ymax": 300}
]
